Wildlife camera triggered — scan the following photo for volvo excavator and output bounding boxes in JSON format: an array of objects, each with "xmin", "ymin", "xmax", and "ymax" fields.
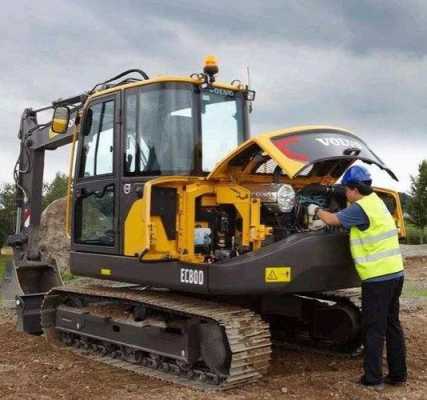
[{"xmin": 4, "ymin": 57, "xmax": 406, "ymax": 390}]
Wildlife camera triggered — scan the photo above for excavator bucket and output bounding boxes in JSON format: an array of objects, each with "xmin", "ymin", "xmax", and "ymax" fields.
[{"xmin": 1, "ymin": 258, "xmax": 63, "ymax": 334}]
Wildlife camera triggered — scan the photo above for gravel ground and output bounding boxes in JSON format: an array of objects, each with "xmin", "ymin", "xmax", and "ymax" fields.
[
  {"xmin": 0, "ymin": 259, "xmax": 425, "ymax": 400},
  {"xmin": 401, "ymin": 244, "xmax": 427, "ymax": 258}
]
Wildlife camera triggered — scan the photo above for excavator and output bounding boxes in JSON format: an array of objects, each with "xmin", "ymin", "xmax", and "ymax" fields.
[{"xmin": 3, "ymin": 57, "xmax": 405, "ymax": 390}]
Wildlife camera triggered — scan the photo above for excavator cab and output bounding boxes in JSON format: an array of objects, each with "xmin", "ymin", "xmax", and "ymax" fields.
[{"xmin": 71, "ymin": 79, "xmax": 250, "ymax": 257}]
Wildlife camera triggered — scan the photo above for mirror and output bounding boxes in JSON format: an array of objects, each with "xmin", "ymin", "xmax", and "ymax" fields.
[{"xmin": 51, "ymin": 106, "xmax": 70, "ymax": 134}]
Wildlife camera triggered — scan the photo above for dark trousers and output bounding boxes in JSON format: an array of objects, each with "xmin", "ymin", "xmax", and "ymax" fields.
[{"xmin": 361, "ymin": 276, "xmax": 407, "ymax": 384}]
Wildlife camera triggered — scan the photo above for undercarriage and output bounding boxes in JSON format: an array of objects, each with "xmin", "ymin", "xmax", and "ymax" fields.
[{"xmin": 38, "ymin": 285, "xmax": 362, "ymax": 390}]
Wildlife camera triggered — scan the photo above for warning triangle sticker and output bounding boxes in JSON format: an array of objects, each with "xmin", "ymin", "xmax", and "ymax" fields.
[{"xmin": 267, "ymin": 270, "xmax": 278, "ymax": 281}]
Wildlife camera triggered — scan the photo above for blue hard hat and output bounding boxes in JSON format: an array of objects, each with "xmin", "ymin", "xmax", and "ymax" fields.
[{"xmin": 342, "ymin": 165, "xmax": 372, "ymax": 185}]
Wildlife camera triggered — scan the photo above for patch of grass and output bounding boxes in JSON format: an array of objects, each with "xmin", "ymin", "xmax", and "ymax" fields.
[
  {"xmin": 403, "ymin": 281, "xmax": 427, "ymax": 298},
  {"xmin": 404, "ymin": 223, "xmax": 426, "ymax": 244},
  {"xmin": 62, "ymin": 271, "xmax": 76, "ymax": 282},
  {"xmin": 403, "ymin": 287, "xmax": 427, "ymax": 298},
  {"xmin": 0, "ymin": 254, "xmax": 11, "ymax": 280}
]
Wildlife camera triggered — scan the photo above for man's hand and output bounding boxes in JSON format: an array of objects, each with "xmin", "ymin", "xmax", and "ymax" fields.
[
  {"xmin": 307, "ymin": 203, "xmax": 341, "ymax": 226},
  {"xmin": 307, "ymin": 204, "xmax": 326, "ymax": 230},
  {"xmin": 307, "ymin": 204, "xmax": 320, "ymax": 218},
  {"xmin": 310, "ymin": 219, "xmax": 327, "ymax": 231},
  {"xmin": 318, "ymin": 209, "xmax": 342, "ymax": 226}
]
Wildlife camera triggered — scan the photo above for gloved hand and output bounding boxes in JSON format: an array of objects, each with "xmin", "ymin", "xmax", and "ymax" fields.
[
  {"xmin": 307, "ymin": 204, "xmax": 320, "ymax": 218},
  {"xmin": 309, "ymin": 219, "xmax": 326, "ymax": 231},
  {"xmin": 307, "ymin": 204, "xmax": 326, "ymax": 231}
]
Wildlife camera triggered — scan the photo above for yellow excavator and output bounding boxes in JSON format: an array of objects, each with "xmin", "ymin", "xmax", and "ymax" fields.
[{"xmin": 4, "ymin": 57, "xmax": 405, "ymax": 390}]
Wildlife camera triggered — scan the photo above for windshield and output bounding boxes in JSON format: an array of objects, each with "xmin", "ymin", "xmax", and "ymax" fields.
[
  {"xmin": 125, "ymin": 84, "xmax": 195, "ymax": 175},
  {"xmin": 201, "ymin": 88, "xmax": 244, "ymax": 172},
  {"xmin": 124, "ymin": 84, "xmax": 246, "ymax": 176}
]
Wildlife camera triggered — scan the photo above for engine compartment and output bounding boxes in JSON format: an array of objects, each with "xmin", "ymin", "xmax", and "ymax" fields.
[
  {"xmin": 122, "ymin": 129, "xmax": 404, "ymax": 264},
  {"xmin": 194, "ymin": 183, "xmax": 348, "ymax": 262}
]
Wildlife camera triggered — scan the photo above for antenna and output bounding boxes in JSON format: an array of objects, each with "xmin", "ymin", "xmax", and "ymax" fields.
[
  {"xmin": 247, "ymin": 66, "xmax": 251, "ymax": 89},
  {"xmin": 246, "ymin": 66, "xmax": 254, "ymax": 113}
]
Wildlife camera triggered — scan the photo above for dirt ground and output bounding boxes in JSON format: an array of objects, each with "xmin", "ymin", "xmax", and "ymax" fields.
[{"xmin": 0, "ymin": 258, "xmax": 426, "ymax": 400}]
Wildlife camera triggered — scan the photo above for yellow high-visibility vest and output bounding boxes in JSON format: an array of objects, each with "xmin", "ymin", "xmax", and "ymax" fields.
[{"xmin": 350, "ymin": 193, "xmax": 404, "ymax": 281}]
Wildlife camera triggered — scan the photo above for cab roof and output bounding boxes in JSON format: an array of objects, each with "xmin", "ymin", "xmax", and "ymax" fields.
[{"xmin": 89, "ymin": 75, "xmax": 245, "ymax": 100}]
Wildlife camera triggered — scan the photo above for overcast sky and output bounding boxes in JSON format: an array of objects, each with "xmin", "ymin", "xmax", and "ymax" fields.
[{"xmin": 1, "ymin": 0, "xmax": 426, "ymax": 192}]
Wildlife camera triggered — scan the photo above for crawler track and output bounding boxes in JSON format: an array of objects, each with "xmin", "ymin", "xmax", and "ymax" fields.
[
  {"xmin": 41, "ymin": 285, "xmax": 272, "ymax": 391},
  {"xmin": 269, "ymin": 288, "xmax": 363, "ymax": 355},
  {"xmin": 39, "ymin": 285, "xmax": 362, "ymax": 390}
]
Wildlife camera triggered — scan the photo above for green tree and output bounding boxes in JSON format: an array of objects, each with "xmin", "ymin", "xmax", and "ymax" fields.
[
  {"xmin": 0, "ymin": 183, "xmax": 17, "ymax": 253},
  {"xmin": 408, "ymin": 160, "xmax": 427, "ymax": 244},
  {"xmin": 0, "ymin": 214, "xmax": 7, "ymax": 254},
  {"xmin": 399, "ymin": 192, "xmax": 411, "ymax": 215},
  {"xmin": 43, "ymin": 173, "xmax": 68, "ymax": 209},
  {"xmin": 0, "ymin": 173, "xmax": 68, "ymax": 253}
]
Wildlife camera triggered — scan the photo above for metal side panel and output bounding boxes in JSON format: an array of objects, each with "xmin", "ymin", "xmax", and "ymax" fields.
[
  {"xmin": 208, "ymin": 231, "xmax": 361, "ymax": 295},
  {"xmin": 70, "ymin": 252, "xmax": 210, "ymax": 294},
  {"xmin": 70, "ymin": 231, "xmax": 360, "ymax": 296},
  {"xmin": 55, "ymin": 305, "xmax": 190, "ymax": 361}
]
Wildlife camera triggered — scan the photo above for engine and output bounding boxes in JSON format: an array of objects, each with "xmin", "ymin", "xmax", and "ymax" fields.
[
  {"xmin": 249, "ymin": 183, "xmax": 346, "ymax": 241},
  {"xmin": 242, "ymin": 183, "xmax": 296, "ymax": 213},
  {"xmin": 194, "ymin": 183, "xmax": 347, "ymax": 262}
]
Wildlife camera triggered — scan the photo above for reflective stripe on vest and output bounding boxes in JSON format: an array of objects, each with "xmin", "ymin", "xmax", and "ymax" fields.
[
  {"xmin": 353, "ymin": 247, "xmax": 401, "ymax": 264},
  {"xmin": 350, "ymin": 228, "xmax": 398, "ymax": 246},
  {"xmin": 350, "ymin": 193, "xmax": 404, "ymax": 281}
]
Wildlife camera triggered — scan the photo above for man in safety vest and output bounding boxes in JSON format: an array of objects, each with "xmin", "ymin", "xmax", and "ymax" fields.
[{"xmin": 308, "ymin": 165, "xmax": 407, "ymax": 390}]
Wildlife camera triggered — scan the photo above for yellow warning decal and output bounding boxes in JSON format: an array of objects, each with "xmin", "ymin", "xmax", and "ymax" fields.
[
  {"xmin": 100, "ymin": 268, "xmax": 112, "ymax": 276},
  {"xmin": 265, "ymin": 267, "xmax": 291, "ymax": 283}
]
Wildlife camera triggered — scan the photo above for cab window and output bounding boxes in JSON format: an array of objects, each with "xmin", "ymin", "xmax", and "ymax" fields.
[
  {"xmin": 79, "ymin": 100, "xmax": 115, "ymax": 177},
  {"xmin": 124, "ymin": 85, "xmax": 194, "ymax": 176},
  {"xmin": 75, "ymin": 185, "xmax": 115, "ymax": 246}
]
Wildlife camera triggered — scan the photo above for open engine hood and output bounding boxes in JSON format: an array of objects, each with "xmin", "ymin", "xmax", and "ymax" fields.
[{"xmin": 208, "ymin": 126, "xmax": 397, "ymax": 182}]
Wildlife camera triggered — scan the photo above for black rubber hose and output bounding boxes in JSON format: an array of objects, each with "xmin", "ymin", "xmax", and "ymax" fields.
[
  {"xmin": 90, "ymin": 69, "xmax": 149, "ymax": 92},
  {"xmin": 300, "ymin": 183, "xmax": 346, "ymax": 197}
]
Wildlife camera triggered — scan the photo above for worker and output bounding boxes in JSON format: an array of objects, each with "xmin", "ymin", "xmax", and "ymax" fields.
[{"xmin": 308, "ymin": 165, "xmax": 407, "ymax": 390}]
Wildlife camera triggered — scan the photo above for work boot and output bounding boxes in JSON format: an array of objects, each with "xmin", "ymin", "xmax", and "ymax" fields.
[
  {"xmin": 351, "ymin": 345, "xmax": 364, "ymax": 358},
  {"xmin": 384, "ymin": 375, "xmax": 407, "ymax": 386},
  {"xmin": 358, "ymin": 376, "xmax": 385, "ymax": 391}
]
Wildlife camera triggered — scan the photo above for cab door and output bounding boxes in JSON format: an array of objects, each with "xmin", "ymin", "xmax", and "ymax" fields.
[{"xmin": 72, "ymin": 93, "xmax": 121, "ymax": 254}]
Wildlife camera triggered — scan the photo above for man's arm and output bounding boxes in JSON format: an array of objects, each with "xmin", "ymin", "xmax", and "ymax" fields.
[
  {"xmin": 317, "ymin": 209, "xmax": 342, "ymax": 226},
  {"xmin": 308, "ymin": 203, "xmax": 370, "ymax": 230}
]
